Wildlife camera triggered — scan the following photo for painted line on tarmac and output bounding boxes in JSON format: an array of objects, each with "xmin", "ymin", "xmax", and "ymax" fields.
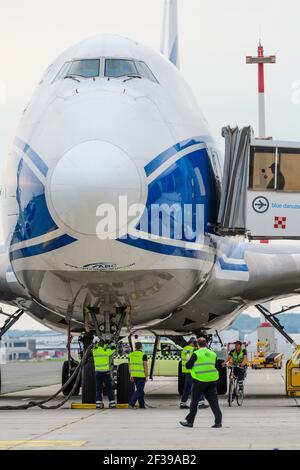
[
  {"xmin": 1, "ymin": 410, "xmax": 100, "ymax": 449},
  {"xmin": 0, "ymin": 440, "xmax": 85, "ymax": 449}
]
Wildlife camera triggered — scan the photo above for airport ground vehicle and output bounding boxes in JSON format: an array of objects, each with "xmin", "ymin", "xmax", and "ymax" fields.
[
  {"xmin": 251, "ymin": 341, "xmax": 283, "ymax": 369},
  {"xmin": 115, "ymin": 336, "xmax": 228, "ymax": 399},
  {"xmin": 112, "ymin": 336, "xmax": 182, "ymax": 402},
  {"xmin": 228, "ymin": 365, "xmax": 246, "ymax": 407},
  {"xmin": 286, "ymin": 345, "xmax": 300, "ymax": 397},
  {"xmin": 114, "ymin": 336, "xmax": 182, "ymax": 376}
]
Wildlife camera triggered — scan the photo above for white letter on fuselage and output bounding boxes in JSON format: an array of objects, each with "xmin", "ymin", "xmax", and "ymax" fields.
[{"xmin": 96, "ymin": 204, "xmax": 117, "ymax": 239}]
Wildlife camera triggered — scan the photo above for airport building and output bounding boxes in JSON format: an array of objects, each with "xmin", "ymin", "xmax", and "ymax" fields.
[
  {"xmin": 1, "ymin": 337, "xmax": 36, "ymax": 361},
  {"xmin": 0, "ymin": 331, "xmax": 79, "ymax": 362}
]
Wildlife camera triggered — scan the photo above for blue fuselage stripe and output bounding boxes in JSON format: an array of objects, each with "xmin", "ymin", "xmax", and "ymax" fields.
[
  {"xmin": 118, "ymin": 236, "xmax": 211, "ymax": 260},
  {"xmin": 14, "ymin": 138, "xmax": 48, "ymax": 176},
  {"xmin": 218, "ymin": 258, "xmax": 249, "ymax": 272},
  {"xmin": 144, "ymin": 136, "xmax": 214, "ymax": 177},
  {"xmin": 10, "ymin": 234, "xmax": 77, "ymax": 261}
]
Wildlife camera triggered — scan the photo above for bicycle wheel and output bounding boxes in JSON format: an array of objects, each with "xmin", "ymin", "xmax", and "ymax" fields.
[
  {"xmin": 228, "ymin": 378, "xmax": 234, "ymax": 406},
  {"xmin": 236, "ymin": 383, "xmax": 244, "ymax": 406}
]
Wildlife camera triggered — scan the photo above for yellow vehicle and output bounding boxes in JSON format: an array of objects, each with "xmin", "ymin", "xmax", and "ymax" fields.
[
  {"xmin": 286, "ymin": 345, "xmax": 300, "ymax": 397},
  {"xmin": 114, "ymin": 336, "xmax": 182, "ymax": 376},
  {"xmin": 251, "ymin": 341, "xmax": 283, "ymax": 369}
]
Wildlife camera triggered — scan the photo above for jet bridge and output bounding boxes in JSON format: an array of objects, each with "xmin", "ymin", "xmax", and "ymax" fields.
[{"xmin": 218, "ymin": 126, "xmax": 300, "ymax": 239}]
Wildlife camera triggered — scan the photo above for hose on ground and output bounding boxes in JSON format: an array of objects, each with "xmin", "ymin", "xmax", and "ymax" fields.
[{"xmin": 0, "ymin": 343, "xmax": 94, "ymax": 410}]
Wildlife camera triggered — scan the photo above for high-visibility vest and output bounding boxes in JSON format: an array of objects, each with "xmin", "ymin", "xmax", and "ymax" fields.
[
  {"xmin": 231, "ymin": 349, "xmax": 245, "ymax": 364},
  {"xmin": 181, "ymin": 345, "xmax": 194, "ymax": 374},
  {"xmin": 191, "ymin": 348, "xmax": 219, "ymax": 382},
  {"xmin": 92, "ymin": 345, "xmax": 115, "ymax": 372},
  {"xmin": 129, "ymin": 350, "xmax": 146, "ymax": 378}
]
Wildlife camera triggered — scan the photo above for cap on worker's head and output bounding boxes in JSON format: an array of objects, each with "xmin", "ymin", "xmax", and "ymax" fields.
[
  {"xmin": 135, "ymin": 341, "xmax": 143, "ymax": 350},
  {"xmin": 235, "ymin": 340, "xmax": 242, "ymax": 346},
  {"xmin": 188, "ymin": 336, "xmax": 196, "ymax": 343}
]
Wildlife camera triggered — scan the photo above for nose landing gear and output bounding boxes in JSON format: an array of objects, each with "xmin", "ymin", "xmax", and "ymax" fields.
[{"xmin": 79, "ymin": 306, "xmax": 131, "ymax": 404}]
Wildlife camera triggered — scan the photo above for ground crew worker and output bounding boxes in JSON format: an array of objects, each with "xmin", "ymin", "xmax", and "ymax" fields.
[
  {"xmin": 92, "ymin": 337, "xmax": 116, "ymax": 409},
  {"xmin": 225, "ymin": 340, "xmax": 248, "ymax": 386},
  {"xmin": 180, "ymin": 338, "xmax": 208, "ymax": 410},
  {"xmin": 179, "ymin": 337, "xmax": 222, "ymax": 428},
  {"xmin": 128, "ymin": 342, "xmax": 148, "ymax": 409}
]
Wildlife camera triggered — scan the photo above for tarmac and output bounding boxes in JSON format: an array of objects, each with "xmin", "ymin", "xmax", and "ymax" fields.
[
  {"xmin": 0, "ymin": 366, "xmax": 299, "ymax": 450},
  {"xmin": 1, "ymin": 361, "xmax": 63, "ymax": 393}
]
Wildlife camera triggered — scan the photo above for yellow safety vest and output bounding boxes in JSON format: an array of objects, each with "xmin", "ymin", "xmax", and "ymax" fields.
[
  {"xmin": 181, "ymin": 345, "xmax": 194, "ymax": 374},
  {"xmin": 92, "ymin": 345, "xmax": 115, "ymax": 372},
  {"xmin": 129, "ymin": 350, "xmax": 146, "ymax": 378},
  {"xmin": 191, "ymin": 348, "xmax": 219, "ymax": 382},
  {"xmin": 231, "ymin": 349, "xmax": 245, "ymax": 364}
]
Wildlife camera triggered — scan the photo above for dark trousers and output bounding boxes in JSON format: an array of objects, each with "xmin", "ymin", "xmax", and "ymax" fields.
[
  {"xmin": 181, "ymin": 373, "xmax": 205, "ymax": 404},
  {"xmin": 233, "ymin": 366, "xmax": 245, "ymax": 382},
  {"xmin": 95, "ymin": 371, "xmax": 115, "ymax": 402},
  {"xmin": 186, "ymin": 380, "xmax": 222, "ymax": 425},
  {"xmin": 129, "ymin": 377, "xmax": 146, "ymax": 408}
]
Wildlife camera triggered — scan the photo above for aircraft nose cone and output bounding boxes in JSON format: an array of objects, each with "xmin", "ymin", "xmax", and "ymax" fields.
[{"xmin": 50, "ymin": 140, "xmax": 142, "ymax": 237}]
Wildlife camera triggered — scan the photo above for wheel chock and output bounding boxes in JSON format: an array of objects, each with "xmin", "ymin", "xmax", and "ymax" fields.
[{"xmin": 71, "ymin": 403, "xmax": 131, "ymax": 409}]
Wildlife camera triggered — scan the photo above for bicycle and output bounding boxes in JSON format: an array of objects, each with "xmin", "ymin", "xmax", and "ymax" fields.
[{"xmin": 227, "ymin": 365, "xmax": 247, "ymax": 407}]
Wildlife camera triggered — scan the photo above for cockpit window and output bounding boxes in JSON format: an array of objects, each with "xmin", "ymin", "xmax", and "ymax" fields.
[
  {"xmin": 52, "ymin": 58, "xmax": 158, "ymax": 84},
  {"xmin": 135, "ymin": 62, "xmax": 158, "ymax": 83},
  {"xmin": 53, "ymin": 59, "xmax": 100, "ymax": 82},
  {"xmin": 67, "ymin": 59, "xmax": 100, "ymax": 78},
  {"xmin": 104, "ymin": 59, "xmax": 158, "ymax": 83},
  {"xmin": 53, "ymin": 62, "xmax": 70, "ymax": 82},
  {"xmin": 105, "ymin": 59, "xmax": 138, "ymax": 78}
]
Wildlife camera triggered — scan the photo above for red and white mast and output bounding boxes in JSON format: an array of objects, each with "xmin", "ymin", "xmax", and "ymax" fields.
[{"xmin": 246, "ymin": 41, "xmax": 276, "ymax": 138}]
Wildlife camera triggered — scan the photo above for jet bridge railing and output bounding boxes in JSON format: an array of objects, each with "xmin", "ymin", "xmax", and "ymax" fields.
[{"xmin": 218, "ymin": 126, "xmax": 300, "ymax": 239}]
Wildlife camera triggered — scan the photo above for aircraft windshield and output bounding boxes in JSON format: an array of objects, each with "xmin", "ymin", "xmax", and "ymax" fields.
[
  {"xmin": 53, "ymin": 59, "xmax": 100, "ymax": 82},
  {"xmin": 67, "ymin": 59, "xmax": 100, "ymax": 78},
  {"xmin": 105, "ymin": 58, "xmax": 158, "ymax": 82},
  {"xmin": 105, "ymin": 59, "xmax": 138, "ymax": 78},
  {"xmin": 53, "ymin": 58, "xmax": 157, "ymax": 83}
]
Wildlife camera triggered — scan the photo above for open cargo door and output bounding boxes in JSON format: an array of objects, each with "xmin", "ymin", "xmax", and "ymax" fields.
[{"xmin": 218, "ymin": 126, "xmax": 300, "ymax": 239}]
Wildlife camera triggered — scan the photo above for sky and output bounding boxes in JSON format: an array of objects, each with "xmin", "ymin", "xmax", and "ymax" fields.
[{"xmin": 1, "ymin": 0, "xmax": 300, "ymax": 329}]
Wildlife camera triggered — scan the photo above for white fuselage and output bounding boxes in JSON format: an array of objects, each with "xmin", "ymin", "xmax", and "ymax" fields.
[{"xmin": 2, "ymin": 35, "xmax": 223, "ymax": 330}]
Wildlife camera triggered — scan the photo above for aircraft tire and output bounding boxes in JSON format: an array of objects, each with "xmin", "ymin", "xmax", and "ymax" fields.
[
  {"xmin": 61, "ymin": 360, "xmax": 81, "ymax": 396},
  {"xmin": 116, "ymin": 363, "xmax": 134, "ymax": 404},
  {"xmin": 81, "ymin": 362, "xmax": 96, "ymax": 403}
]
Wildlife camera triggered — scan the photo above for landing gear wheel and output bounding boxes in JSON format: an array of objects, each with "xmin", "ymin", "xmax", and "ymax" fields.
[
  {"xmin": 62, "ymin": 360, "xmax": 81, "ymax": 396},
  {"xmin": 116, "ymin": 363, "xmax": 134, "ymax": 404},
  {"xmin": 178, "ymin": 360, "xmax": 185, "ymax": 395},
  {"xmin": 216, "ymin": 359, "xmax": 227, "ymax": 395},
  {"xmin": 81, "ymin": 362, "xmax": 96, "ymax": 403}
]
